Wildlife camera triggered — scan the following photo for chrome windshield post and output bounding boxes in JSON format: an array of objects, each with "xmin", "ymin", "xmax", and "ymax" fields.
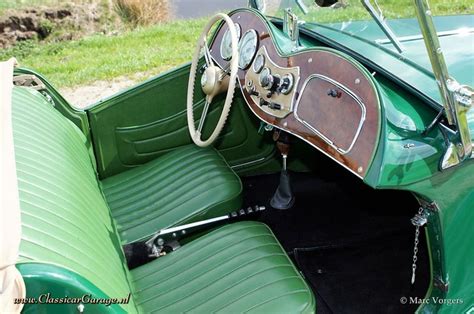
[
  {"xmin": 283, "ymin": 8, "xmax": 300, "ymax": 52},
  {"xmin": 362, "ymin": 0, "xmax": 403, "ymax": 53},
  {"xmin": 414, "ymin": 0, "xmax": 473, "ymax": 169}
]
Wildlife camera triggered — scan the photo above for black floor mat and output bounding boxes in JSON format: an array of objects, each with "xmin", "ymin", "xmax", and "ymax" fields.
[
  {"xmin": 294, "ymin": 233, "xmax": 428, "ymax": 314},
  {"xmin": 243, "ymin": 171, "xmax": 430, "ymax": 314}
]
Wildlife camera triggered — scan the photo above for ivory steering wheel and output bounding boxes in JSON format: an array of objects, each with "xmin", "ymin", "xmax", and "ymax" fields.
[{"xmin": 187, "ymin": 13, "xmax": 239, "ymax": 147}]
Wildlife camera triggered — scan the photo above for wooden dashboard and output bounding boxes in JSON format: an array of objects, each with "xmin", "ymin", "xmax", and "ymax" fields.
[{"xmin": 209, "ymin": 10, "xmax": 380, "ymax": 178}]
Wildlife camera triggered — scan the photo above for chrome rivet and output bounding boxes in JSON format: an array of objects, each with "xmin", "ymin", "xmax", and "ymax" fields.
[
  {"xmin": 355, "ymin": 78, "xmax": 360, "ymax": 84},
  {"xmin": 283, "ymin": 121, "xmax": 288, "ymax": 127},
  {"xmin": 308, "ymin": 58, "xmax": 313, "ymax": 63},
  {"xmin": 357, "ymin": 166, "xmax": 363, "ymax": 173}
]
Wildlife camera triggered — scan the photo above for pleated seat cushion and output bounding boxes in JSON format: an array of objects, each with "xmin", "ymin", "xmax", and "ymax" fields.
[
  {"xmin": 12, "ymin": 87, "xmax": 137, "ymax": 312},
  {"xmin": 101, "ymin": 145, "xmax": 242, "ymax": 244},
  {"xmin": 131, "ymin": 221, "xmax": 315, "ymax": 313}
]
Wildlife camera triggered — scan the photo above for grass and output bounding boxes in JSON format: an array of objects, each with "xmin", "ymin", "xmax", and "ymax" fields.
[
  {"xmin": 0, "ymin": 0, "xmax": 92, "ymax": 14},
  {"xmin": 1, "ymin": 18, "xmax": 206, "ymax": 88}
]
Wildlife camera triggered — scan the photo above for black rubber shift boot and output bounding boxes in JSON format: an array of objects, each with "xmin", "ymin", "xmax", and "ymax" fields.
[{"xmin": 270, "ymin": 169, "xmax": 295, "ymax": 210}]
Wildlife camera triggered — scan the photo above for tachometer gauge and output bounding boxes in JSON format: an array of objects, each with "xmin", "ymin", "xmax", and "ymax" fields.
[
  {"xmin": 238, "ymin": 29, "xmax": 258, "ymax": 69},
  {"xmin": 220, "ymin": 23, "xmax": 241, "ymax": 61}
]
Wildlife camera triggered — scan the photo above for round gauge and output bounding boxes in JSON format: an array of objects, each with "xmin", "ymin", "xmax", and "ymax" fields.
[
  {"xmin": 238, "ymin": 29, "xmax": 258, "ymax": 69},
  {"xmin": 253, "ymin": 54, "xmax": 265, "ymax": 73},
  {"xmin": 220, "ymin": 23, "xmax": 241, "ymax": 61},
  {"xmin": 259, "ymin": 67, "xmax": 272, "ymax": 89}
]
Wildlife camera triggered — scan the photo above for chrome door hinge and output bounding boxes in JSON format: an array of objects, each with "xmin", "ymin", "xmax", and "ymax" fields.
[
  {"xmin": 411, "ymin": 208, "xmax": 429, "ymax": 227},
  {"xmin": 434, "ymin": 276, "xmax": 449, "ymax": 292}
]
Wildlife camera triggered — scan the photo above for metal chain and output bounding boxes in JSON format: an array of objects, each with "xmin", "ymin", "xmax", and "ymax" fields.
[{"xmin": 411, "ymin": 207, "xmax": 423, "ymax": 284}]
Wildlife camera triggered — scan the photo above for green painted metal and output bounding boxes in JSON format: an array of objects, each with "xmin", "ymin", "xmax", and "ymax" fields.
[{"xmin": 17, "ymin": 263, "xmax": 130, "ymax": 313}]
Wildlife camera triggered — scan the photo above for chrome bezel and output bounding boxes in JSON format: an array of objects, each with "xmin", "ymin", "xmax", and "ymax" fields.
[
  {"xmin": 219, "ymin": 23, "xmax": 241, "ymax": 61},
  {"xmin": 294, "ymin": 74, "xmax": 367, "ymax": 155},
  {"xmin": 259, "ymin": 67, "xmax": 272, "ymax": 89},
  {"xmin": 238, "ymin": 29, "xmax": 258, "ymax": 70},
  {"xmin": 253, "ymin": 54, "xmax": 265, "ymax": 73},
  {"xmin": 280, "ymin": 73, "xmax": 294, "ymax": 95}
]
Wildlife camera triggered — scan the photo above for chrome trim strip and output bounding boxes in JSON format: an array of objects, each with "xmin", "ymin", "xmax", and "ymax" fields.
[
  {"xmin": 294, "ymin": 74, "xmax": 367, "ymax": 155},
  {"xmin": 238, "ymin": 29, "xmax": 259, "ymax": 69},
  {"xmin": 375, "ymin": 28, "xmax": 474, "ymax": 45},
  {"xmin": 231, "ymin": 157, "xmax": 266, "ymax": 169}
]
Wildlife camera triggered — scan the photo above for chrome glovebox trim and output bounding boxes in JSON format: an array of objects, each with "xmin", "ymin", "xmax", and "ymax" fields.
[{"xmin": 294, "ymin": 74, "xmax": 367, "ymax": 155}]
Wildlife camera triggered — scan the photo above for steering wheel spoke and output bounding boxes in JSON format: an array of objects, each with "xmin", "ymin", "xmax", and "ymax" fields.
[
  {"xmin": 203, "ymin": 39, "xmax": 214, "ymax": 68},
  {"xmin": 197, "ymin": 98, "xmax": 212, "ymax": 133},
  {"xmin": 187, "ymin": 13, "xmax": 239, "ymax": 147}
]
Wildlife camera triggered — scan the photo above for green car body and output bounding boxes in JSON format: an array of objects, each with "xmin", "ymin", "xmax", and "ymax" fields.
[{"xmin": 7, "ymin": 4, "xmax": 474, "ymax": 313}]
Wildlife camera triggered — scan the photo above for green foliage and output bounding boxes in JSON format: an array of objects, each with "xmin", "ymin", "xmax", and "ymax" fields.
[{"xmin": 38, "ymin": 19, "xmax": 55, "ymax": 38}]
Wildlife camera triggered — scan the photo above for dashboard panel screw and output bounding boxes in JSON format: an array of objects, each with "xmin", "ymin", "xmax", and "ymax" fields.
[
  {"xmin": 357, "ymin": 166, "xmax": 363, "ymax": 173},
  {"xmin": 355, "ymin": 78, "xmax": 360, "ymax": 84}
]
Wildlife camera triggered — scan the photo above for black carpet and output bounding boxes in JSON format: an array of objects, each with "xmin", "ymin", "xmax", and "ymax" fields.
[{"xmin": 242, "ymin": 170, "xmax": 429, "ymax": 314}]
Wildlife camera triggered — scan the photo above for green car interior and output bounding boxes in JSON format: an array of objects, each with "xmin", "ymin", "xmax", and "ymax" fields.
[
  {"xmin": 6, "ymin": 1, "xmax": 474, "ymax": 313},
  {"xmin": 13, "ymin": 85, "xmax": 314, "ymax": 313}
]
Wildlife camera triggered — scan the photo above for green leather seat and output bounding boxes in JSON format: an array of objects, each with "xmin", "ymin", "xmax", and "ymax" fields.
[
  {"xmin": 12, "ymin": 86, "xmax": 315, "ymax": 313},
  {"xmin": 131, "ymin": 221, "xmax": 315, "ymax": 313},
  {"xmin": 101, "ymin": 145, "xmax": 242, "ymax": 244}
]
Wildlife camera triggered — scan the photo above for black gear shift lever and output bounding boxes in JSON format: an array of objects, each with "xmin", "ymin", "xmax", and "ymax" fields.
[{"xmin": 270, "ymin": 130, "xmax": 295, "ymax": 210}]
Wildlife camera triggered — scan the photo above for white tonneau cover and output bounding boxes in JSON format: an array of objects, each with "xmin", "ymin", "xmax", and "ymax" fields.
[{"xmin": 0, "ymin": 58, "xmax": 25, "ymax": 313}]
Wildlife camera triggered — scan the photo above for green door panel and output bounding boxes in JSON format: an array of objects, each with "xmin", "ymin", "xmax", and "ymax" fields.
[
  {"xmin": 87, "ymin": 63, "xmax": 275, "ymax": 179},
  {"xmin": 130, "ymin": 221, "xmax": 315, "ymax": 313},
  {"xmin": 101, "ymin": 145, "xmax": 242, "ymax": 244},
  {"xmin": 17, "ymin": 263, "xmax": 132, "ymax": 313},
  {"xmin": 12, "ymin": 86, "xmax": 136, "ymax": 312}
]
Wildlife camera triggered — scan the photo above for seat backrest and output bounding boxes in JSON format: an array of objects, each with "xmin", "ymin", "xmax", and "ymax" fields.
[{"xmin": 12, "ymin": 87, "xmax": 136, "ymax": 312}]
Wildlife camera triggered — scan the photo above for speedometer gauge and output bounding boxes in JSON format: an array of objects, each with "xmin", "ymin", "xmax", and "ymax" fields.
[
  {"xmin": 238, "ymin": 29, "xmax": 258, "ymax": 69},
  {"xmin": 220, "ymin": 23, "xmax": 241, "ymax": 61}
]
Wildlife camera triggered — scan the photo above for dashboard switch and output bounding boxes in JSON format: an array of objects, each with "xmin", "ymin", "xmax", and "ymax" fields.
[
  {"xmin": 259, "ymin": 98, "xmax": 282, "ymax": 110},
  {"xmin": 259, "ymin": 67, "xmax": 280, "ymax": 91},
  {"xmin": 327, "ymin": 89, "xmax": 342, "ymax": 98}
]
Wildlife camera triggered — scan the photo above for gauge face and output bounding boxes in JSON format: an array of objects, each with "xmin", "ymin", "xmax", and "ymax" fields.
[
  {"xmin": 220, "ymin": 23, "xmax": 241, "ymax": 61},
  {"xmin": 253, "ymin": 54, "xmax": 265, "ymax": 73},
  {"xmin": 259, "ymin": 67, "xmax": 272, "ymax": 89},
  {"xmin": 238, "ymin": 29, "xmax": 258, "ymax": 69}
]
